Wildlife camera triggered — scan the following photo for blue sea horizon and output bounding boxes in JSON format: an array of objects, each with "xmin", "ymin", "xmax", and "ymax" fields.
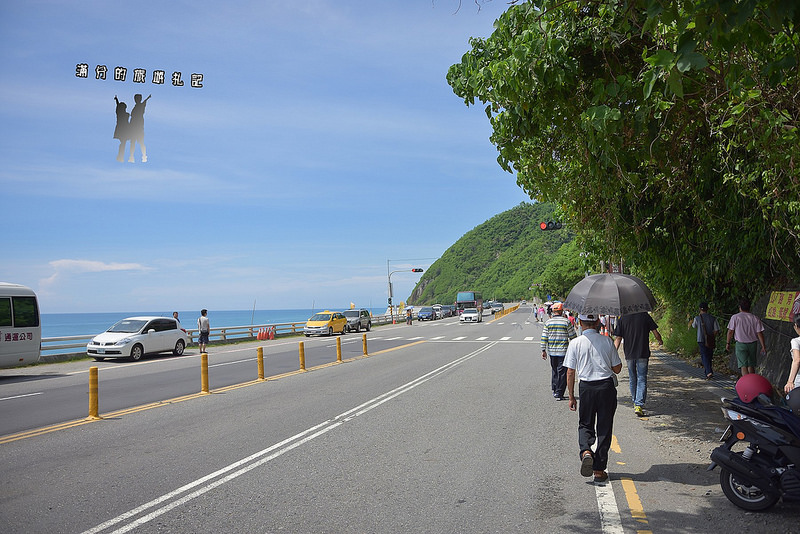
[{"xmin": 41, "ymin": 307, "xmax": 391, "ymax": 338}]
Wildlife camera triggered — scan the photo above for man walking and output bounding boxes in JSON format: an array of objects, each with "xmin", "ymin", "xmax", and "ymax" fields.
[
  {"xmin": 726, "ymin": 298, "xmax": 766, "ymax": 376},
  {"xmin": 541, "ymin": 302, "xmax": 577, "ymax": 400},
  {"xmin": 613, "ymin": 311, "xmax": 663, "ymax": 417},
  {"xmin": 565, "ymin": 313, "xmax": 622, "ymax": 483}
]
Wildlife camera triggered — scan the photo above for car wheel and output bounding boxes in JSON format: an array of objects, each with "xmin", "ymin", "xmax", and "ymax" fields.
[
  {"xmin": 366, "ymin": 322, "xmax": 371, "ymax": 331},
  {"xmin": 130, "ymin": 344, "xmax": 144, "ymax": 361},
  {"xmin": 341, "ymin": 323, "xmax": 347, "ymax": 335},
  {"xmin": 327, "ymin": 327, "xmax": 333, "ymax": 336},
  {"xmin": 173, "ymin": 339, "xmax": 185, "ymax": 356}
]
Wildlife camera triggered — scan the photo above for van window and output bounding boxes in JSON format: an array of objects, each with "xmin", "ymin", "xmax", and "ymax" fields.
[
  {"xmin": 12, "ymin": 296, "xmax": 39, "ymax": 327},
  {"xmin": 0, "ymin": 298, "xmax": 11, "ymax": 327}
]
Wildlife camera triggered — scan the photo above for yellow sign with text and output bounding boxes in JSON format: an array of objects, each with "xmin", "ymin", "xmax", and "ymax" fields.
[{"xmin": 766, "ymin": 291, "xmax": 800, "ymax": 322}]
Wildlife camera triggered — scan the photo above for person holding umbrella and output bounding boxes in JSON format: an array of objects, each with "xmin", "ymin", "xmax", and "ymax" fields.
[
  {"xmin": 564, "ymin": 313, "xmax": 622, "ymax": 483},
  {"xmin": 564, "ymin": 272, "xmax": 661, "ymax": 418},
  {"xmin": 613, "ymin": 311, "xmax": 663, "ymax": 417}
]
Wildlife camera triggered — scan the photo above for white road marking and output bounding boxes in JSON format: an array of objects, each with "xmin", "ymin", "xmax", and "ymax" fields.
[
  {"xmin": 500, "ymin": 337, "xmax": 511, "ymax": 341},
  {"xmin": 595, "ymin": 476, "xmax": 625, "ymax": 534},
  {"xmin": 476, "ymin": 337, "xmax": 489, "ymax": 341},
  {"xmin": 80, "ymin": 343, "xmax": 498, "ymax": 534},
  {"xmin": 0, "ymin": 392, "xmax": 43, "ymax": 402},
  {"xmin": 524, "ymin": 337, "xmax": 535, "ymax": 341},
  {"xmin": 452, "ymin": 336, "xmax": 466, "ymax": 341}
]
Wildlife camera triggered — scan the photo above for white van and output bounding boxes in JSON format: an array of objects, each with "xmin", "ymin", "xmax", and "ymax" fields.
[{"xmin": 0, "ymin": 283, "xmax": 42, "ymax": 368}]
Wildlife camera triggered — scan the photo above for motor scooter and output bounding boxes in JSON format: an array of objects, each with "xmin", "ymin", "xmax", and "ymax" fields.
[{"xmin": 709, "ymin": 394, "xmax": 800, "ymax": 511}]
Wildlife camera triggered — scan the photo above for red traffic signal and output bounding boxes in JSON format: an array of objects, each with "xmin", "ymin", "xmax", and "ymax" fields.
[
  {"xmin": 539, "ymin": 221, "xmax": 563, "ymax": 230},
  {"xmin": 411, "ymin": 268, "xmax": 423, "ymax": 273}
]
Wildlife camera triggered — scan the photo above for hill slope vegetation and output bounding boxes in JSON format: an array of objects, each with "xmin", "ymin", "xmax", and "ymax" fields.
[{"xmin": 408, "ymin": 203, "xmax": 583, "ymax": 305}]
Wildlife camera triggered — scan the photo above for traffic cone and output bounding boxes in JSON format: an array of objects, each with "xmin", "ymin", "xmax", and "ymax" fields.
[{"xmin": 269, "ymin": 326, "xmax": 275, "ymax": 340}]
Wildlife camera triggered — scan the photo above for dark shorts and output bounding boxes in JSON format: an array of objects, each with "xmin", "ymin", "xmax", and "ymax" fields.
[
  {"xmin": 199, "ymin": 331, "xmax": 209, "ymax": 344},
  {"xmin": 735, "ymin": 340, "xmax": 758, "ymax": 368}
]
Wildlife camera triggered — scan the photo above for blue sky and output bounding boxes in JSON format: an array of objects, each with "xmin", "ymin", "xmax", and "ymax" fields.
[{"xmin": 0, "ymin": 1, "xmax": 531, "ymax": 314}]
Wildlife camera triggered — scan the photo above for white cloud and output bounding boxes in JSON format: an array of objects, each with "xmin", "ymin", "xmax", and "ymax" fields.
[{"xmin": 40, "ymin": 259, "xmax": 151, "ymax": 289}]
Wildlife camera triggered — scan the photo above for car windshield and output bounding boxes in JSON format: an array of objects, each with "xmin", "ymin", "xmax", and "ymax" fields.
[
  {"xmin": 309, "ymin": 313, "xmax": 331, "ymax": 321},
  {"xmin": 343, "ymin": 311, "xmax": 359, "ymax": 318},
  {"xmin": 420, "ymin": 307, "xmax": 433, "ymax": 312},
  {"xmin": 464, "ymin": 308, "xmax": 477, "ymax": 314},
  {"xmin": 107, "ymin": 319, "xmax": 146, "ymax": 333}
]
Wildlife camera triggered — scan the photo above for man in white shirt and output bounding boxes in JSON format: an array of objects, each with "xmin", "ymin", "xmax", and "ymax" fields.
[{"xmin": 564, "ymin": 313, "xmax": 622, "ymax": 483}]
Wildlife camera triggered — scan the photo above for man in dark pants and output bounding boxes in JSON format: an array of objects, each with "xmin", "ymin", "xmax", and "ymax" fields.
[{"xmin": 565, "ymin": 313, "xmax": 623, "ymax": 483}]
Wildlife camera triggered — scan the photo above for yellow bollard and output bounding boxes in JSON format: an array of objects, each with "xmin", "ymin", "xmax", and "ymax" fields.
[
  {"xmin": 88, "ymin": 366, "xmax": 101, "ymax": 420},
  {"xmin": 299, "ymin": 341, "xmax": 306, "ymax": 371},
  {"xmin": 201, "ymin": 352, "xmax": 210, "ymax": 394},
  {"xmin": 336, "ymin": 337, "xmax": 342, "ymax": 362},
  {"xmin": 362, "ymin": 333, "xmax": 368, "ymax": 356},
  {"xmin": 257, "ymin": 346, "xmax": 265, "ymax": 381}
]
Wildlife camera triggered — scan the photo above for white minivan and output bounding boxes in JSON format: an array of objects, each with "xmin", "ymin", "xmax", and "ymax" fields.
[{"xmin": 0, "ymin": 283, "xmax": 42, "ymax": 368}]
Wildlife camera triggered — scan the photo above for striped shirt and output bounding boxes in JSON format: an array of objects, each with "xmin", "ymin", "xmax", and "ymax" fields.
[{"xmin": 541, "ymin": 315, "xmax": 577, "ymax": 357}]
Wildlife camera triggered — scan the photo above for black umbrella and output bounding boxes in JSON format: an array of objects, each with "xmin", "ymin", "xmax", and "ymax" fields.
[{"xmin": 563, "ymin": 273, "xmax": 657, "ymax": 316}]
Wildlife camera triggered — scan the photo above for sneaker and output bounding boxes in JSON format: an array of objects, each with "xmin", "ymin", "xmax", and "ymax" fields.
[
  {"xmin": 634, "ymin": 406, "xmax": 644, "ymax": 417},
  {"xmin": 593, "ymin": 470, "xmax": 609, "ymax": 482},
  {"xmin": 580, "ymin": 451, "xmax": 594, "ymax": 477}
]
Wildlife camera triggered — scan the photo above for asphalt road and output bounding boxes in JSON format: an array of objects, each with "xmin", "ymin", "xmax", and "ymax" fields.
[{"xmin": 1, "ymin": 307, "xmax": 799, "ymax": 533}]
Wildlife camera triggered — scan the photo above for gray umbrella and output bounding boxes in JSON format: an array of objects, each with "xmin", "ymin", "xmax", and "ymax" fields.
[{"xmin": 563, "ymin": 273, "xmax": 657, "ymax": 316}]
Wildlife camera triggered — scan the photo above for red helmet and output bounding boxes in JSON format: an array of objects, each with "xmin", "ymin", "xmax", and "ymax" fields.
[{"xmin": 735, "ymin": 374, "xmax": 772, "ymax": 403}]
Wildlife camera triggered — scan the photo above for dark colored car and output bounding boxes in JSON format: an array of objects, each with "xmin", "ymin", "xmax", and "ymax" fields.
[{"xmin": 343, "ymin": 309, "xmax": 372, "ymax": 332}]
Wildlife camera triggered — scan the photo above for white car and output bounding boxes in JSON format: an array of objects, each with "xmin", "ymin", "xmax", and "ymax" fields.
[
  {"xmin": 459, "ymin": 308, "xmax": 482, "ymax": 323},
  {"xmin": 87, "ymin": 316, "xmax": 188, "ymax": 361}
]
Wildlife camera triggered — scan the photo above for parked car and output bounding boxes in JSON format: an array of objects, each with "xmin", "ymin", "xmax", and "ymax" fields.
[
  {"xmin": 417, "ymin": 307, "xmax": 436, "ymax": 321},
  {"xmin": 87, "ymin": 316, "xmax": 188, "ymax": 361},
  {"xmin": 459, "ymin": 308, "xmax": 482, "ymax": 323},
  {"xmin": 343, "ymin": 308, "xmax": 372, "ymax": 332},
  {"xmin": 304, "ymin": 311, "xmax": 348, "ymax": 336},
  {"xmin": 432, "ymin": 305, "xmax": 444, "ymax": 319}
]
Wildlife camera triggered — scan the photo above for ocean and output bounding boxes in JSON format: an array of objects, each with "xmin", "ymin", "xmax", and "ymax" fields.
[{"xmin": 41, "ymin": 308, "xmax": 390, "ymax": 339}]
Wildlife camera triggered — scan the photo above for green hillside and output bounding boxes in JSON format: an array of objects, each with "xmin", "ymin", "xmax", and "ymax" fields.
[{"xmin": 408, "ymin": 202, "xmax": 584, "ymax": 305}]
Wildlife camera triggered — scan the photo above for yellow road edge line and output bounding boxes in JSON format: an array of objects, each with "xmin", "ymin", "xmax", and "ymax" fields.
[
  {"xmin": 621, "ymin": 477, "xmax": 648, "ymax": 522},
  {"xmin": 368, "ymin": 339, "xmax": 427, "ymax": 355},
  {"xmin": 611, "ymin": 434, "xmax": 621, "ymax": 454},
  {"xmin": 1, "ymin": 340, "xmax": 429, "ymax": 445}
]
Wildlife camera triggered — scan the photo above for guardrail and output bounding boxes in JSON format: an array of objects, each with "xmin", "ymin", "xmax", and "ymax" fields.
[{"xmin": 40, "ymin": 314, "xmax": 404, "ymax": 357}]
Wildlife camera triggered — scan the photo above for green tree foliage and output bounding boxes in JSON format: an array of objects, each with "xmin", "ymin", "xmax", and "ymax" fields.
[
  {"xmin": 409, "ymin": 202, "xmax": 584, "ymax": 304},
  {"xmin": 447, "ymin": 0, "xmax": 800, "ymax": 312}
]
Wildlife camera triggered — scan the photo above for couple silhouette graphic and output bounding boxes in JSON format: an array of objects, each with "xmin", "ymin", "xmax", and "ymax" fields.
[{"xmin": 114, "ymin": 94, "xmax": 151, "ymax": 162}]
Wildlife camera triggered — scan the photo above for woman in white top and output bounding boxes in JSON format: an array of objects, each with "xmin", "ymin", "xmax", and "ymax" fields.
[{"xmin": 784, "ymin": 315, "xmax": 800, "ymax": 394}]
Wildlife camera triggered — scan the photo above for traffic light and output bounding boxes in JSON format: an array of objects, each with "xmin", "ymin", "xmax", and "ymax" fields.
[
  {"xmin": 388, "ymin": 297, "xmax": 393, "ymax": 305},
  {"xmin": 539, "ymin": 221, "xmax": 563, "ymax": 230},
  {"xmin": 411, "ymin": 268, "xmax": 423, "ymax": 273}
]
